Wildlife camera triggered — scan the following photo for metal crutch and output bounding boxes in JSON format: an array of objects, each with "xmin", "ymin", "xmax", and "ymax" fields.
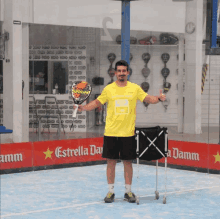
[
  {"xmin": 163, "ymin": 129, "xmax": 168, "ymax": 204},
  {"xmin": 136, "ymin": 130, "xmax": 140, "ymax": 205},
  {"xmin": 155, "ymin": 160, "xmax": 159, "ymax": 200}
]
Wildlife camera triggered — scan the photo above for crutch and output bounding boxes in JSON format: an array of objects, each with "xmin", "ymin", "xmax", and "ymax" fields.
[
  {"xmin": 163, "ymin": 129, "xmax": 168, "ymax": 204},
  {"xmin": 136, "ymin": 130, "xmax": 140, "ymax": 205},
  {"xmin": 155, "ymin": 160, "xmax": 159, "ymax": 200}
]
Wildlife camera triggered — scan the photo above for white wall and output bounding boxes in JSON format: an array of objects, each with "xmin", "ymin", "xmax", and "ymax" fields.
[
  {"xmin": 14, "ymin": 0, "xmax": 33, "ymax": 23},
  {"xmin": 0, "ymin": 0, "xmax": 33, "ymax": 22},
  {"xmin": 32, "ymin": 0, "xmax": 186, "ymax": 33},
  {"xmin": 0, "ymin": 0, "xmax": 186, "ymax": 32}
]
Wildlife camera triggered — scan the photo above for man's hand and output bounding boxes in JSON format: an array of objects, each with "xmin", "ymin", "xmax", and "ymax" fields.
[
  {"xmin": 73, "ymin": 99, "xmax": 102, "ymax": 112},
  {"xmin": 158, "ymin": 89, "xmax": 166, "ymax": 102},
  {"xmin": 73, "ymin": 104, "xmax": 84, "ymax": 112}
]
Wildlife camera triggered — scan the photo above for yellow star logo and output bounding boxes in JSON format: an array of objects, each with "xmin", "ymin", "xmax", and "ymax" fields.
[
  {"xmin": 43, "ymin": 148, "xmax": 53, "ymax": 159},
  {"xmin": 213, "ymin": 151, "xmax": 220, "ymax": 163}
]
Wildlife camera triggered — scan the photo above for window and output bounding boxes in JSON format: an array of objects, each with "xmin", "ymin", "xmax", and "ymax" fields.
[
  {"xmin": 29, "ymin": 61, "xmax": 68, "ymax": 94},
  {"xmin": 51, "ymin": 61, "xmax": 68, "ymax": 94},
  {"xmin": 29, "ymin": 61, "xmax": 48, "ymax": 94}
]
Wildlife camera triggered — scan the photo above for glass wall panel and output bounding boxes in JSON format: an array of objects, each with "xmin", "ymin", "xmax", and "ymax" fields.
[
  {"xmin": 0, "ymin": 22, "xmax": 3, "ymax": 130},
  {"xmin": 207, "ymin": 56, "xmax": 220, "ymax": 145},
  {"xmin": 125, "ymin": 0, "xmax": 218, "ymax": 200},
  {"xmin": 206, "ymin": 56, "xmax": 220, "ymax": 175},
  {"xmin": 28, "ymin": 23, "xmax": 103, "ymax": 141}
]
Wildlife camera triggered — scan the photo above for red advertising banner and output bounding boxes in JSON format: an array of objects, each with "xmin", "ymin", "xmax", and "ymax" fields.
[
  {"xmin": 158, "ymin": 140, "xmax": 220, "ymax": 170},
  {"xmin": 0, "ymin": 142, "xmax": 33, "ymax": 170},
  {"xmin": 33, "ymin": 137, "xmax": 105, "ymax": 167},
  {"xmin": 0, "ymin": 138, "xmax": 219, "ymax": 172}
]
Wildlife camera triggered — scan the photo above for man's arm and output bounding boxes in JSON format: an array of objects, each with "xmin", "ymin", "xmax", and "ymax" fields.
[
  {"xmin": 81, "ymin": 99, "xmax": 102, "ymax": 111},
  {"xmin": 143, "ymin": 95, "xmax": 160, "ymax": 104},
  {"xmin": 143, "ymin": 90, "xmax": 166, "ymax": 104}
]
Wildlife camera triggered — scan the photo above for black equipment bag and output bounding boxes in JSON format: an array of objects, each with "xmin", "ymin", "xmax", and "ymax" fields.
[{"xmin": 135, "ymin": 126, "xmax": 168, "ymax": 161}]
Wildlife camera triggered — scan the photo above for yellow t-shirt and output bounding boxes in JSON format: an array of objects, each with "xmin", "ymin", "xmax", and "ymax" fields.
[{"xmin": 97, "ymin": 81, "xmax": 148, "ymax": 137}]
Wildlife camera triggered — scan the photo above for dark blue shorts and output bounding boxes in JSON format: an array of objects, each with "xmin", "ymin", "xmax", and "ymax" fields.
[{"xmin": 102, "ymin": 136, "xmax": 136, "ymax": 160}]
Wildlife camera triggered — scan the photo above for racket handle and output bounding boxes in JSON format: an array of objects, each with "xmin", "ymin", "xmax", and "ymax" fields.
[{"xmin": 72, "ymin": 105, "xmax": 79, "ymax": 118}]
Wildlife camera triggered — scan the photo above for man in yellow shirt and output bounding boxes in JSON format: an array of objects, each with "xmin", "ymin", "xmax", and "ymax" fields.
[{"xmin": 76, "ymin": 60, "xmax": 166, "ymax": 203}]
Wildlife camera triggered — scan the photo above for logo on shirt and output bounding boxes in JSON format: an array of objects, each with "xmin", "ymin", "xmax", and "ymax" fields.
[{"xmin": 115, "ymin": 99, "xmax": 129, "ymax": 115}]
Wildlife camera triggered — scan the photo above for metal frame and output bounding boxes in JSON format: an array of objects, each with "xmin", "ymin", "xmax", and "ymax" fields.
[
  {"xmin": 38, "ymin": 114, "xmax": 61, "ymax": 141},
  {"xmin": 136, "ymin": 127, "xmax": 168, "ymax": 205},
  {"xmin": 29, "ymin": 95, "xmax": 39, "ymax": 133},
  {"xmin": 42, "ymin": 96, "xmax": 65, "ymax": 134}
]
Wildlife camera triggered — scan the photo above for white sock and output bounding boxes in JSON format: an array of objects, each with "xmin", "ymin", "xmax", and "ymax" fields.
[
  {"xmin": 125, "ymin": 184, "xmax": 131, "ymax": 193},
  {"xmin": 108, "ymin": 184, "xmax": 114, "ymax": 193}
]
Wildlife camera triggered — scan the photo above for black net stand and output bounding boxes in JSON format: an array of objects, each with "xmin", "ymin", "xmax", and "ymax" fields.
[{"xmin": 135, "ymin": 126, "xmax": 168, "ymax": 204}]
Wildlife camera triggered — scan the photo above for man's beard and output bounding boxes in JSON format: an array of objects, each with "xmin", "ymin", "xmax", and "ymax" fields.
[{"xmin": 119, "ymin": 75, "xmax": 126, "ymax": 82}]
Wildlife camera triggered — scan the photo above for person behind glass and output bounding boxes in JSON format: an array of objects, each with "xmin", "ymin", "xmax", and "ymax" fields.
[
  {"xmin": 74, "ymin": 60, "xmax": 166, "ymax": 203},
  {"xmin": 34, "ymin": 72, "xmax": 47, "ymax": 93}
]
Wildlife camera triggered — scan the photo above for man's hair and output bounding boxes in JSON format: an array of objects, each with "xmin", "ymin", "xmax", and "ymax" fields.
[{"xmin": 115, "ymin": 60, "xmax": 129, "ymax": 71}]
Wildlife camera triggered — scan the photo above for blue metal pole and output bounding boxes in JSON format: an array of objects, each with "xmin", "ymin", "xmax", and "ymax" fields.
[
  {"xmin": 211, "ymin": 0, "xmax": 218, "ymax": 48},
  {"xmin": 121, "ymin": 0, "xmax": 131, "ymax": 80}
]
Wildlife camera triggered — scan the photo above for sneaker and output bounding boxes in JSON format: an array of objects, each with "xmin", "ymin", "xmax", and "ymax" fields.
[
  {"xmin": 104, "ymin": 192, "xmax": 115, "ymax": 203},
  {"xmin": 124, "ymin": 192, "xmax": 136, "ymax": 203}
]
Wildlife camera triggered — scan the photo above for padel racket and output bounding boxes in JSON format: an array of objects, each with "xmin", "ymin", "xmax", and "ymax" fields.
[
  {"xmin": 72, "ymin": 81, "xmax": 92, "ymax": 118},
  {"xmin": 161, "ymin": 53, "xmax": 170, "ymax": 66},
  {"xmin": 128, "ymin": 53, "xmax": 133, "ymax": 78},
  {"xmin": 161, "ymin": 68, "xmax": 170, "ymax": 80},
  {"xmin": 107, "ymin": 53, "xmax": 116, "ymax": 84},
  {"xmin": 142, "ymin": 53, "xmax": 151, "ymax": 79},
  {"xmin": 163, "ymin": 81, "xmax": 171, "ymax": 93},
  {"xmin": 142, "ymin": 67, "xmax": 150, "ymax": 78},
  {"xmin": 141, "ymin": 82, "xmax": 150, "ymax": 93},
  {"xmin": 142, "ymin": 53, "xmax": 151, "ymax": 63},
  {"xmin": 162, "ymin": 97, "xmax": 170, "ymax": 111}
]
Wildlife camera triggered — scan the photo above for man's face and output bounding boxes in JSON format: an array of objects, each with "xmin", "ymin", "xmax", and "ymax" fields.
[{"xmin": 115, "ymin": 66, "xmax": 129, "ymax": 82}]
